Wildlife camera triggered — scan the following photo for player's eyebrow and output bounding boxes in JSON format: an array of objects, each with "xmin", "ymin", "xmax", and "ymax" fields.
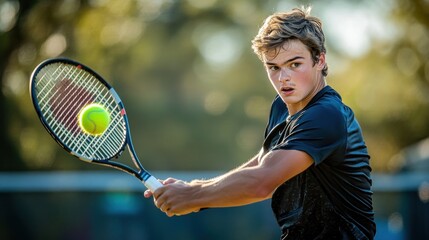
[{"xmin": 264, "ymin": 56, "xmax": 304, "ymax": 66}]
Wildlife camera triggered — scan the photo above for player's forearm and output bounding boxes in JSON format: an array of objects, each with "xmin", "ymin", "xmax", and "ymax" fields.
[
  {"xmin": 187, "ymin": 149, "xmax": 313, "ymax": 210},
  {"xmin": 189, "ymin": 164, "xmax": 273, "ymax": 209}
]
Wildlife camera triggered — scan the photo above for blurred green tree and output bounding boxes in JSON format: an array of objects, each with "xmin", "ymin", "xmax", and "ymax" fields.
[
  {"xmin": 0, "ymin": 0, "xmax": 35, "ymax": 170},
  {"xmin": 330, "ymin": 0, "xmax": 429, "ymax": 171}
]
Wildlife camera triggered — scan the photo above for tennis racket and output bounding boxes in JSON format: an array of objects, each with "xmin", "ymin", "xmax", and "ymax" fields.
[{"xmin": 29, "ymin": 58, "xmax": 163, "ymax": 192}]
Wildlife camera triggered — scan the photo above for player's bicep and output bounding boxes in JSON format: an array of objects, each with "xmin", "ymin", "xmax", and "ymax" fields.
[{"xmin": 259, "ymin": 149, "xmax": 314, "ymax": 191}]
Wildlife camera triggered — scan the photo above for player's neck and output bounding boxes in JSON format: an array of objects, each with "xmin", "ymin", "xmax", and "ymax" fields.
[{"xmin": 286, "ymin": 78, "xmax": 326, "ymax": 115}]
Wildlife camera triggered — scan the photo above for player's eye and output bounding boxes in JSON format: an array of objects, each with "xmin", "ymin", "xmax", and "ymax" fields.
[
  {"xmin": 290, "ymin": 62, "xmax": 301, "ymax": 68},
  {"xmin": 267, "ymin": 65, "xmax": 279, "ymax": 71}
]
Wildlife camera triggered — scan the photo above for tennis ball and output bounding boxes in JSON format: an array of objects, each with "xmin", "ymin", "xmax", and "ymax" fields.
[{"xmin": 78, "ymin": 103, "xmax": 110, "ymax": 135}]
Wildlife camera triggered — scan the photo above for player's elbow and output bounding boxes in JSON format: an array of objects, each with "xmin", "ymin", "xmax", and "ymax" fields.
[
  {"xmin": 254, "ymin": 188, "xmax": 273, "ymax": 200},
  {"xmin": 249, "ymin": 182, "xmax": 274, "ymax": 200},
  {"xmin": 244, "ymin": 170, "xmax": 277, "ymax": 200}
]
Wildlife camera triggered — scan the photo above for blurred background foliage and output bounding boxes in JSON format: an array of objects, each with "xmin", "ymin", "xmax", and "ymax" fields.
[{"xmin": 1, "ymin": 0, "xmax": 428, "ymax": 173}]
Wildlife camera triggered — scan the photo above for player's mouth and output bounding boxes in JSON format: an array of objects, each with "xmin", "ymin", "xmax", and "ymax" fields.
[{"xmin": 281, "ymin": 86, "xmax": 295, "ymax": 95}]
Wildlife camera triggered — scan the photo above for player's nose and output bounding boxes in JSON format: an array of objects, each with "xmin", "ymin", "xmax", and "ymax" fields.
[{"xmin": 278, "ymin": 68, "xmax": 290, "ymax": 83}]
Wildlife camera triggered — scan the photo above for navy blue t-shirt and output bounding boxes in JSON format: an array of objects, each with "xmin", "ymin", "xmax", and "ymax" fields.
[{"xmin": 262, "ymin": 86, "xmax": 375, "ymax": 239}]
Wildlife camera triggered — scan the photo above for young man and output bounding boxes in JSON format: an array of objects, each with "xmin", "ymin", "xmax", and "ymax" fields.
[{"xmin": 145, "ymin": 7, "xmax": 376, "ymax": 240}]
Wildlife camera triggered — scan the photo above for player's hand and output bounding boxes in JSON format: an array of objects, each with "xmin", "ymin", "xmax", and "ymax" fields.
[
  {"xmin": 152, "ymin": 180, "xmax": 200, "ymax": 217},
  {"xmin": 143, "ymin": 178, "xmax": 178, "ymax": 198}
]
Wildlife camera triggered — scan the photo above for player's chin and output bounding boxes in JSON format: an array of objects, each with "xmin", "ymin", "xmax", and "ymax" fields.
[{"xmin": 279, "ymin": 95, "xmax": 298, "ymax": 104}]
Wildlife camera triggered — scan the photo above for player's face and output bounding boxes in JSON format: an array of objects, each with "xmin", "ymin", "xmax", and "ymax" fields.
[{"xmin": 263, "ymin": 39, "xmax": 326, "ymax": 115}]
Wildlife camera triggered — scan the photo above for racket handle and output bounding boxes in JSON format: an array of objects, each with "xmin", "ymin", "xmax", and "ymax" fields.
[{"xmin": 144, "ymin": 175, "xmax": 163, "ymax": 192}]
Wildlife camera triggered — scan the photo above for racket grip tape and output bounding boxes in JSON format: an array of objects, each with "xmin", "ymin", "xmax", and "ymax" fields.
[{"xmin": 144, "ymin": 175, "xmax": 163, "ymax": 192}]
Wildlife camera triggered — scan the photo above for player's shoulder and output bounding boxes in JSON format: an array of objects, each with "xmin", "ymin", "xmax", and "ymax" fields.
[
  {"xmin": 307, "ymin": 87, "xmax": 344, "ymax": 115},
  {"xmin": 301, "ymin": 87, "xmax": 348, "ymax": 128}
]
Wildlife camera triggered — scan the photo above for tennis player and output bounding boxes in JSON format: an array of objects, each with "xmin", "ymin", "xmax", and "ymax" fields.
[{"xmin": 145, "ymin": 7, "xmax": 376, "ymax": 239}]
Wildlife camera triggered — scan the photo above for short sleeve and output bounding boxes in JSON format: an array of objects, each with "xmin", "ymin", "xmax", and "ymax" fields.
[{"xmin": 274, "ymin": 104, "xmax": 347, "ymax": 165}]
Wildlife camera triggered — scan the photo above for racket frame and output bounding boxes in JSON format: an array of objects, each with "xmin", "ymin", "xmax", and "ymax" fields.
[{"xmin": 30, "ymin": 58, "xmax": 162, "ymax": 191}]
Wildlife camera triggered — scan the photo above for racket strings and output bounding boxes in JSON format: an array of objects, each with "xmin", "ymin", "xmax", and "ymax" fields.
[
  {"xmin": 40, "ymin": 65, "xmax": 92, "ymax": 135},
  {"xmin": 39, "ymin": 65, "xmax": 92, "ymax": 134},
  {"xmin": 67, "ymin": 70, "xmax": 126, "ymax": 158},
  {"xmin": 34, "ymin": 62, "xmax": 126, "ymax": 160},
  {"xmin": 45, "ymin": 66, "xmax": 124, "ymax": 160},
  {"xmin": 75, "ymin": 100, "xmax": 124, "ymax": 158},
  {"xmin": 82, "ymin": 113, "xmax": 125, "ymax": 159},
  {"xmin": 37, "ymin": 63, "xmax": 73, "ymax": 103}
]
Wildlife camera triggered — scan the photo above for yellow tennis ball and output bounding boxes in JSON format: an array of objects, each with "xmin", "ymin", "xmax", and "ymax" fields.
[{"xmin": 78, "ymin": 103, "xmax": 110, "ymax": 135}]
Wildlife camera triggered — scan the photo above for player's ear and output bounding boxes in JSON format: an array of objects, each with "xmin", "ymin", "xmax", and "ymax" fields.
[{"xmin": 316, "ymin": 53, "xmax": 326, "ymax": 71}]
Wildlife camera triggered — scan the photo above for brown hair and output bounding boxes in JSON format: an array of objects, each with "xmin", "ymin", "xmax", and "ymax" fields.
[{"xmin": 252, "ymin": 7, "xmax": 328, "ymax": 76}]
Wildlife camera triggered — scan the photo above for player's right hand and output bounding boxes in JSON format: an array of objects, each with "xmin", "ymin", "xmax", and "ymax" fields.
[{"xmin": 143, "ymin": 178, "xmax": 179, "ymax": 198}]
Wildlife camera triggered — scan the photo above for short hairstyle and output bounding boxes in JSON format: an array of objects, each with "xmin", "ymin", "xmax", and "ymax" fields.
[{"xmin": 251, "ymin": 7, "xmax": 328, "ymax": 76}]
